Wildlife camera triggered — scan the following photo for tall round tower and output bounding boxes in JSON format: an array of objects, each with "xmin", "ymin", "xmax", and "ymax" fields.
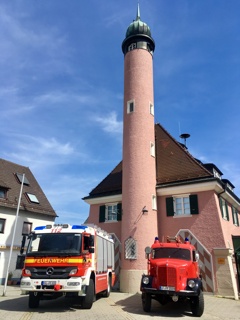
[{"xmin": 121, "ymin": 5, "xmax": 158, "ymax": 293}]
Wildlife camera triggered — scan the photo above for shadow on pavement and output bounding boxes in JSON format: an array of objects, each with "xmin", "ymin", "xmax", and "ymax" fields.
[
  {"xmin": 0, "ymin": 294, "xmax": 84, "ymax": 313},
  {"xmin": 114, "ymin": 293, "xmax": 194, "ymax": 318}
]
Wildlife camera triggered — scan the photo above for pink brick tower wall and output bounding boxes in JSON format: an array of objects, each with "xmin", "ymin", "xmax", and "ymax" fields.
[{"xmin": 121, "ymin": 47, "xmax": 158, "ymax": 273}]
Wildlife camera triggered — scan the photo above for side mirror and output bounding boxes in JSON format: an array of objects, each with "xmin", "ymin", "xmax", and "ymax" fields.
[
  {"xmin": 145, "ymin": 246, "xmax": 151, "ymax": 259},
  {"xmin": 195, "ymin": 253, "xmax": 199, "ymax": 262},
  {"xmin": 145, "ymin": 247, "xmax": 151, "ymax": 254}
]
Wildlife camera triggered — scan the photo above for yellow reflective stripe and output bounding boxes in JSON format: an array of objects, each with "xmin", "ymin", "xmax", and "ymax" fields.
[
  {"xmin": 24, "ymin": 258, "xmax": 92, "ymax": 264},
  {"xmin": 25, "ymin": 258, "xmax": 35, "ymax": 263}
]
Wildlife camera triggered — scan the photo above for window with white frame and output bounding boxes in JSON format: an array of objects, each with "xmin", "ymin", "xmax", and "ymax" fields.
[
  {"xmin": 149, "ymin": 103, "xmax": 154, "ymax": 115},
  {"xmin": 127, "ymin": 100, "xmax": 134, "ymax": 113},
  {"xmin": 232, "ymin": 207, "xmax": 239, "ymax": 226},
  {"xmin": 150, "ymin": 142, "xmax": 155, "ymax": 157},
  {"xmin": 152, "ymin": 194, "xmax": 157, "ymax": 210},
  {"xmin": 166, "ymin": 195, "xmax": 199, "ymax": 217},
  {"xmin": 106, "ymin": 204, "xmax": 118, "ymax": 221},
  {"xmin": 175, "ymin": 196, "xmax": 190, "ymax": 215},
  {"xmin": 99, "ymin": 203, "xmax": 122, "ymax": 223}
]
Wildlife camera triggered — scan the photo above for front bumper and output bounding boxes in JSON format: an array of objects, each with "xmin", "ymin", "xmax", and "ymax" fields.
[
  {"xmin": 142, "ymin": 287, "xmax": 199, "ymax": 297},
  {"xmin": 20, "ymin": 277, "xmax": 87, "ymax": 295}
]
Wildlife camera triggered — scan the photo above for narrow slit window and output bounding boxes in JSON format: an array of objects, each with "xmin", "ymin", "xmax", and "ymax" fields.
[
  {"xmin": 127, "ymin": 100, "xmax": 134, "ymax": 113},
  {"xmin": 150, "ymin": 103, "xmax": 154, "ymax": 115},
  {"xmin": 150, "ymin": 142, "xmax": 155, "ymax": 157}
]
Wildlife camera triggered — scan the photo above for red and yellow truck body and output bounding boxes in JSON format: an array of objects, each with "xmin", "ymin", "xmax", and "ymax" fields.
[{"xmin": 20, "ymin": 224, "xmax": 115, "ymax": 309}]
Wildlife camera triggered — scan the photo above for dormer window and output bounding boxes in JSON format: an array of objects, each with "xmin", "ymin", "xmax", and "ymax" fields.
[
  {"xmin": 0, "ymin": 187, "xmax": 7, "ymax": 199},
  {"xmin": 213, "ymin": 169, "xmax": 221, "ymax": 179}
]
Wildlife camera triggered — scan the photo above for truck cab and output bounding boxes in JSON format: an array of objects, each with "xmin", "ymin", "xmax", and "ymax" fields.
[{"xmin": 140, "ymin": 236, "xmax": 204, "ymax": 317}]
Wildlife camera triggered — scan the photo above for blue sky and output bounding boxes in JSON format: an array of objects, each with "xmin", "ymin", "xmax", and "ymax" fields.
[{"xmin": 1, "ymin": 0, "xmax": 239, "ymax": 225}]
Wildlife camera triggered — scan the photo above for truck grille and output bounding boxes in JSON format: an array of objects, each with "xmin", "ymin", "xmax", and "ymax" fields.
[
  {"xmin": 28, "ymin": 266, "xmax": 74, "ymax": 279},
  {"xmin": 158, "ymin": 266, "xmax": 176, "ymax": 287}
]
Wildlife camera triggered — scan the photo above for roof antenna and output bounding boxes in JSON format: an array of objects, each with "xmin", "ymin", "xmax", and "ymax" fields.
[{"xmin": 180, "ymin": 133, "xmax": 190, "ymax": 148}]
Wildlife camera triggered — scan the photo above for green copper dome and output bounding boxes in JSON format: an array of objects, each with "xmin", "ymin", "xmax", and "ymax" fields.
[
  {"xmin": 122, "ymin": 4, "xmax": 155, "ymax": 55},
  {"xmin": 125, "ymin": 5, "xmax": 152, "ymax": 38}
]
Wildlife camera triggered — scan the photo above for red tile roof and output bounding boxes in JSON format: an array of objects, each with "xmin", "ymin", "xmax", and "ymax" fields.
[{"xmin": 86, "ymin": 123, "xmax": 213, "ymax": 199}]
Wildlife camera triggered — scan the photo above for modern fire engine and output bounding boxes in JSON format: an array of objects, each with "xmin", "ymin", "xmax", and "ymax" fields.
[
  {"xmin": 20, "ymin": 224, "xmax": 115, "ymax": 309},
  {"xmin": 140, "ymin": 236, "xmax": 204, "ymax": 317}
]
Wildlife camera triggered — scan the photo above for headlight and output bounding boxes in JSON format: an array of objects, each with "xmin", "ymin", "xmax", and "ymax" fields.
[
  {"xmin": 188, "ymin": 279, "xmax": 196, "ymax": 288},
  {"xmin": 69, "ymin": 268, "xmax": 78, "ymax": 275},
  {"xmin": 142, "ymin": 276, "xmax": 150, "ymax": 285}
]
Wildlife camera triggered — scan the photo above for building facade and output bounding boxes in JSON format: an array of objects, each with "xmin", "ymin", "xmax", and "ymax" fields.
[
  {"xmin": 83, "ymin": 7, "xmax": 240, "ymax": 296},
  {"xmin": 0, "ymin": 158, "xmax": 57, "ymax": 284}
]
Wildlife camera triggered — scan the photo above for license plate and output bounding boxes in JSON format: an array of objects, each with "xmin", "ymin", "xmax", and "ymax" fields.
[
  {"xmin": 42, "ymin": 281, "xmax": 56, "ymax": 286},
  {"xmin": 160, "ymin": 286, "xmax": 175, "ymax": 291}
]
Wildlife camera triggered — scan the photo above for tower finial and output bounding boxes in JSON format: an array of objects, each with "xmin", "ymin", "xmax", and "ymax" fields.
[{"xmin": 136, "ymin": 2, "xmax": 140, "ymax": 20}]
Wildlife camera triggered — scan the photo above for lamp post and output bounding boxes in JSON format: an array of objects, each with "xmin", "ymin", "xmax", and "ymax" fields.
[{"xmin": 2, "ymin": 174, "xmax": 25, "ymax": 296}]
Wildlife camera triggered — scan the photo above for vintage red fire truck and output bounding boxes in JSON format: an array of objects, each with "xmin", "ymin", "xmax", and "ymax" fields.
[
  {"xmin": 140, "ymin": 236, "xmax": 204, "ymax": 317},
  {"xmin": 20, "ymin": 224, "xmax": 115, "ymax": 309}
]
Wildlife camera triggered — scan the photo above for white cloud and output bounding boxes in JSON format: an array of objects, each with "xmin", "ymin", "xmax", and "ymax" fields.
[{"xmin": 94, "ymin": 111, "xmax": 122, "ymax": 134}]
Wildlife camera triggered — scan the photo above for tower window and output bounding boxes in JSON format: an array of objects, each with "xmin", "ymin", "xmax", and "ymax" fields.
[
  {"xmin": 150, "ymin": 103, "xmax": 154, "ymax": 115},
  {"xmin": 150, "ymin": 142, "xmax": 155, "ymax": 157},
  {"xmin": 125, "ymin": 237, "xmax": 137, "ymax": 259},
  {"xmin": 128, "ymin": 43, "xmax": 137, "ymax": 51},
  {"xmin": 127, "ymin": 100, "xmax": 134, "ymax": 113}
]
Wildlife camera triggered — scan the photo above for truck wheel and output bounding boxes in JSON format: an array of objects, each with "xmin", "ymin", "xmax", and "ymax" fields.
[
  {"xmin": 102, "ymin": 275, "xmax": 111, "ymax": 297},
  {"xmin": 142, "ymin": 292, "xmax": 151, "ymax": 312},
  {"xmin": 29, "ymin": 292, "xmax": 40, "ymax": 309},
  {"xmin": 81, "ymin": 279, "xmax": 94, "ymax": 309},
  {"xmin": 190, "ymin": 290, "xmax": 204, "ymax": 317}
]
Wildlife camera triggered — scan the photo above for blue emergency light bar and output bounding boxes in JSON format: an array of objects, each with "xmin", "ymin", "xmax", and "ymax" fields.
[
  {"xmin": 34, "ymin": 226, "xmax": 46, "ymax": 230},
  {"xmin": 72, "ymin": 225, "xmax": 88, "ymax": 230}
]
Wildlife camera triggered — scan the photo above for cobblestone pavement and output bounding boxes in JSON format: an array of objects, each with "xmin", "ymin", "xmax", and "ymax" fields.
[{"xmin": 0, "ymin": 286, "xmax": 239, "ymax": 320}]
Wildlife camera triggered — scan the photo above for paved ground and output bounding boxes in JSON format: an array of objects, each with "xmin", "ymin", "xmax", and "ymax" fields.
[{"xmin": 0, "ymin": 286, "xmax": 239, "ymax": 320}]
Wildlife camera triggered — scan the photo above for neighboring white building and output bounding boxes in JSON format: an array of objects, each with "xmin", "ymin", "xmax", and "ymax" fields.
[{"xmin": 0, "ymin": 158, "xmax": 57, "ymax": 284}]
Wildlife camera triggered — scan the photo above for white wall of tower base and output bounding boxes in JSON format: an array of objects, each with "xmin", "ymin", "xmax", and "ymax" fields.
[{"xmin": 120, "ymin": 269, "xmax": 146, "ymax": 293}]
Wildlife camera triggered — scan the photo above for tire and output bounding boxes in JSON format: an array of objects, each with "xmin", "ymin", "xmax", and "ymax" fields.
[
  {"xmin": 102, "ymin": 276, "xmax": 111, "ymax": 298},
  {"xmin": 142, "ymin": 292, "xmax": 151, "ymax": 312},
  {"xmin": 29, "ymin": 292, "xmax": 40, "ymax": 309},
  {"xmin": 190, "ymin": 290, "xmax": 204, "ymax": 317},
  {"xmin": 81, "ymin": 279, "xmax": 94, "ymax": 309}
]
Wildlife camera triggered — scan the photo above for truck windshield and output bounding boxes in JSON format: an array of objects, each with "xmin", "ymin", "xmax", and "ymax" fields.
[
  {"xmin": 26, "ymin": 233, "xmax": 82, "ymax": 256},
  {"xmin": 153, "ymin": 248, "xmax": 191, "ymax": 261}
]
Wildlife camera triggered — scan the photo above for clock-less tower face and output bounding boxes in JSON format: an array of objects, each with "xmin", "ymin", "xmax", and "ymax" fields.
[{"xmin": 121, "ymin": 6, "xmax": 158, "ymax": 293}]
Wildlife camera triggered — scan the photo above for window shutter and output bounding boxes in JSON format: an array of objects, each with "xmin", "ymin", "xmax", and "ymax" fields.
[
  {"xmin": 99, "ymin": 205, "xmax": 106, "ymax": 223},
  {"xmin": 166, "ymin": 197, "xmax": 174, "ymax": 216},
  {"xmin": 190, "ymin": 195, "xmax": 199, "ymax": 215},
  {"xmin": 117, "ymin": 203, "xmax": 122, "ymax": 221},
  {"xmin": 219, "ymin": 197, "xmax": 224, "ymax": 218},
  {"xmin": 225, "ymin": 202, "xmax": 229, "ymax": 221}
]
